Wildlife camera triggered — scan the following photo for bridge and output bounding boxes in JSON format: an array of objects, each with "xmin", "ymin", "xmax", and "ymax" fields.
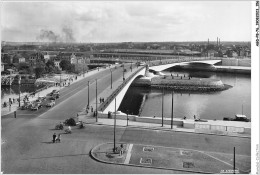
[
  {"xmin": 149, "ymin": 60, "xmax": 222, "ymax": 72},
  {"xmin": 100, "ymin": 58, "xmax": 221, "ymax": 113}
]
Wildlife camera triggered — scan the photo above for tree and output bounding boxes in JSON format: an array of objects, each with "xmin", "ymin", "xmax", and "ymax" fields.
[
  {"xmin": 35, "ymin": 67, "xmax": 45, "ymax": 78},
  {"xmin": 59, "ymin": 60, "xmax": 71, "ymax": 71},
  {"xmin": 46, "ymin": 60, "xmax": 55, "ymax": 68}
]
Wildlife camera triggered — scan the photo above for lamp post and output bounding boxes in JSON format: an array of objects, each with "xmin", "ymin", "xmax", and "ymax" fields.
[
  {"xmin": 123, "ymin": 64, "xmax": 125, "ymax": 81},
  {"xmin": 113, "ymin": 98, "xmax": 117, "ymax": 152},
  {"xmin": 60, "ymin": 73, "xmax": 61, "ymax": 90},
  {"xmin": 127, "ymin": 110, "xmax": 129, "ymax": 126},
  {"xmin": 233, "ymin": 147, "xmax": 236, "ymax": 174},
  {"xmin": 18, "ymin": 75, "xmax": 21, "ymax": 107},
  {"xmin": 110, "ymin": 69, "xmax": 112, "ymax": 89},
  {"xmin": 162, "ymin": 87, "xmax": 164, "ymax": 127},
  {"xmin": 87, "ymin": 81, "xmax": 90, "ymax": 106},
  {"xmin": 171, "ymin": 91, "xmax": 174, "ymax": 129},
  {"xmin": 95, "ymin": 79, "xmax": 98, "ymax": 122}
]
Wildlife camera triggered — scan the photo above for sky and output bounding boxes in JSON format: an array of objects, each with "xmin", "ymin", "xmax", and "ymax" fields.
[{"xmin": 1, "ymin": 1, "xmax": 251, "ymax": 43}]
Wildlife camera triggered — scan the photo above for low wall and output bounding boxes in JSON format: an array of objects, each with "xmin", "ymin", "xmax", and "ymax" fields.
[{"xmin": 222, "ymin": 58, "xmax": 251, "ymax": 67}]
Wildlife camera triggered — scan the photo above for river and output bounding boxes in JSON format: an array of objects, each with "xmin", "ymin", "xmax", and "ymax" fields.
[{"xmin": 119, "ymin": 69, "xmax": 251, "ymax": 120}]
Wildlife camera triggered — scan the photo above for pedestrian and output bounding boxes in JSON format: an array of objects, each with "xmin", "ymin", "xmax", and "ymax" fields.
[
  {"xmin": 56, "ymin": 134, "xmax": 61, "ymax": 143},
  {"xmin": 99, "ymin": 97, "xmax": 102, "ymax": 103},
  {"xmin": 13, "ymin": 98, "xmax": 15, "ymax": 103},
  {"xmin": 102, "ymin": 98, "xmax": 105, "ymax": 102},
  {"xmin": 120, "ymin": 144, "xmax": 124, "ymax": 155},
  {"xmin": 91, "ymin": 106, "xmax": 93, "ymax": 112},
  {"xmin": 193, "ymin": 115, "xmax": 196, "ymax": 120},
  {"xmin": 53, "ymin": 133, "xmax": 56, "ymax": 143}
]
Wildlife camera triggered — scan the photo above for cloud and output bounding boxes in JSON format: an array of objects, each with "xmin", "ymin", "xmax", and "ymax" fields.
[{"xmin": 1, "ymin": 1, "xmax": 251, "ymax": 42}]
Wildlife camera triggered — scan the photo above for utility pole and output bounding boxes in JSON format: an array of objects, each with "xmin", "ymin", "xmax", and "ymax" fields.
[
  {"xmin": 87, "ymin": 81, "xmax": 90, "ymax": 106},
  {"xmin": 127, "ymin": 110, "xmax": 129, "ymax": 126},
  {"xmin": 18, "ymin": 75, "xmax": 21, "ymax": 107},
  {"xmin": 233, "ymin": 147, "xmax": 236, "ymax": 174},
  {"xmin": 113, "ymin": 98, "xmax": 117, "ymax": 152},
  {"xmin": 123, "ymin": 64, "xmax": 125, "ymax": 81},
  {"xmin": 110, "ymin": 70, "xmax": 112, "ymax": 89},
  {"xmin": 60, "ymin": 73, "xmax": 61, "ymax": 90},
  {"xmin": 96, "ymin": 79, "xmax": 98, "ymax": 122},
  {"xmin": 162, "ymin": 87, "xmax": 164, "ymax": 127},
  {"xmin": 171, "ymin": 91, "xmax": 174, "ymax": 129}
]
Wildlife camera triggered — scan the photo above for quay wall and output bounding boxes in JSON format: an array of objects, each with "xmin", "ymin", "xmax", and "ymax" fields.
[
  {"xmin": 132, "ymin": 76, "xmax": 227, "ymax": 91},
  {"xmin": 221, "ymin": 58, "xmax": 251, "ymax": 67},
  {"xmin": 97, "ymin": 112, "xmax": 251, "ymax": 134}
]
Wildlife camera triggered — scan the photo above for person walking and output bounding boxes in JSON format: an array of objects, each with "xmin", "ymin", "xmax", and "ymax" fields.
[
  {"xmin": 56, "ymin": 134, "xmax": 61, "ymax": 142},
  {"xmin": 53, "ymin": 133, "xmax": 56, "ymax": 143}
]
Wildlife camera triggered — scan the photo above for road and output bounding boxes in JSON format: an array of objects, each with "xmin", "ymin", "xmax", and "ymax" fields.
[{"xmin": 1, "ymin": 64, "xmax": 250, "ymax": 174}]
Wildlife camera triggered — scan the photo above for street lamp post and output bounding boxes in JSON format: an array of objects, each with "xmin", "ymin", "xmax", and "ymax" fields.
[
  {"xmin": 60, "ymin": 73, "xmax": 61, "ymax": 90},
  {"xmin": 18, "ymin": 76, "xmax": 21, "ymax": 107},
  {"xmin": 110, "ymin": 70, "xmax": 112, "ymax": 89},
  {"xmin": 95, "ymin": 79, "xmax": 98, "ymax": 122},
  {"xmin": 87, "ymin": 81, "xmax": 90, "ymax": 106},
  {"xmin": 127, "ymin": 110, "xmax": 129, "ymax": 126},
  {"xmin": 162, "ymin": 87, "xmax": 164, "ymax": 127},
  {"xmin": 123, "ymin": 64, "xmax": 125, "ymax": 81},
  {"xmin": 113, "ymin": 98, "xmax": 117, "ymax": 152},
  {"xmin": 171, "ymin": 91, "xmax": 174, "ymax": 129}
]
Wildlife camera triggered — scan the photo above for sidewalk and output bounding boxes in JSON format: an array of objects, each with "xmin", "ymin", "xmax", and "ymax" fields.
[
  {"xmin": 80, "ymin": 118, "xmax": 251, "ymax": 138},
  {"xmin": 1, "ymin": 66, "xmax": 110, "ymax": 116},
  {"xmin": 77, "ymin": 65, "xmax": 142, "ymax": 117},
  {"xmin": 91, "ymin": 142, "xmax": 250, "ymax": 174}
]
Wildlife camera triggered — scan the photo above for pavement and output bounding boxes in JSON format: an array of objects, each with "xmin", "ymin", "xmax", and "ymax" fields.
[
  {"xmin": 1, "ymin": 66, "xmax": 110, "ymax": 116},
  {"xmin": 78, "ymin": 118, "xmax": 251, "ymax": 138},
  {"xmin": 91, "ymin": 142, "xmax": 250, "ymax": 174}
]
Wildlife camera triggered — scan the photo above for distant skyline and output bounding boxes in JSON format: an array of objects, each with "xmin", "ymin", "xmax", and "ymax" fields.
[{"xmin": 1, "ymin": 1, "xmax": 251, "ymax": 43}]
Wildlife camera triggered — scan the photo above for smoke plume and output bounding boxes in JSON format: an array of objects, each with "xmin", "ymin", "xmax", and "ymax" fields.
[{"xmin": 36, "ymin": 26, "xmax": 75, "ymax": 43}]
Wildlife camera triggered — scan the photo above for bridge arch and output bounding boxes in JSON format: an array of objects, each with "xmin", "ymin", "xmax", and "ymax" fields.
[
  {"xmin": 102, "ymin": 67, "xmax": 147, "ymax": 113},
  {"xmin": 149, "ymin": 60, "xmax": 221, "ymax": 72}
]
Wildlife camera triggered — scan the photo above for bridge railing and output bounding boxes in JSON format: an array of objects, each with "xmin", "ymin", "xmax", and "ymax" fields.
[{"xmin": 98, "ymin": 66, "xmax": 146, "ymax": 112}]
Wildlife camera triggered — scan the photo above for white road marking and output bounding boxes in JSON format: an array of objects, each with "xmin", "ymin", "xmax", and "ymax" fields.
[
  {"xmin": 124, "ymin": 144, "xmax": 133, "ymax": 164},
  {"xmin": 198, "ymin": 151, "xmax": 236, "ymax": 168}
]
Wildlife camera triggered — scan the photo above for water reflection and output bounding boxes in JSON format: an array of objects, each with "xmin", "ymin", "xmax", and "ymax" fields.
[{"xmin": 119, "ymin": 70, "xmax": 251, "ymax": 120}]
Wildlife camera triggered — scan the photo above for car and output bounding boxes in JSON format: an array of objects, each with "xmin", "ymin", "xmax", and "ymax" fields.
[
  {"xmin": 31, "ymin": 103, "xmax": 41, "ymax": 111},
  {"xmin": 53, "ymin": 93, "xmax": 60, "ymax": 98},
  {"xmin": 46, "ymin": 100, "xmax": 55, "ymax": 107}
]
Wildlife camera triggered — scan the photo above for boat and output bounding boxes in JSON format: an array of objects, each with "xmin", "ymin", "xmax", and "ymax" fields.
[{"xmin": 223, "ymin": 114, "xmax": 250, "ymax": 122}]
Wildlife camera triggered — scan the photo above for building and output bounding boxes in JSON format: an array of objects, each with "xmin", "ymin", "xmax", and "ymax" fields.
[
  {"xmin": 13, "ymin": 55, "xmax": 26, "ymax": 63},
  {"xmin": 43, "ymin": 52, "xmax": 58, "ymax": 63},
  {"xmin": 1, "ymin": 62, "xmax": 5, "ymax": 71},
  {"xmin": 54, "ymin": 59, "xmax": 61, "ymax": 70},
  {"xmin": 207, "ymin": 50, "xmax": 219, "ymax": 57},
  {"xmin": 29, "ymin": 52, "xmax": 44, "ymax": 68}
]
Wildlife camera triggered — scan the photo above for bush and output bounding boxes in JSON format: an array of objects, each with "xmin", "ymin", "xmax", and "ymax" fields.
[{"xmin": 64, "ymin": 118, "xmax": 76, "ymax": 126}]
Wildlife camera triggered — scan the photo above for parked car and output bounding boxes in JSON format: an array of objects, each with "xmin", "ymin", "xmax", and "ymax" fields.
[
  {"xmin": 53, "ymin": 93, "xmax": 60, "ymax": 98},
  {"xmin": 31, "ymin": 103, "xmax": 41, "ymax": 111},
  {"xmin": 46, "ymin": 100, "xmax": 55, "ymax": 107}
]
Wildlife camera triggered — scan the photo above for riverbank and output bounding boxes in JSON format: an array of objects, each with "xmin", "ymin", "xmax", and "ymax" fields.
[
  {"xmin": 132, "ymin": 75, "xmax": 231, "ymax": 91},
  {"xmin": 86, "ymin": 112, "xmax": 251, "ymax": 138}
]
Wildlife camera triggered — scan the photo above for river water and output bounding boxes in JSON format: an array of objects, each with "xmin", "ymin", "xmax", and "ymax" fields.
[{"xmin": 119, "ymin": 70, "xmax": 251, "ymax": 120}]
